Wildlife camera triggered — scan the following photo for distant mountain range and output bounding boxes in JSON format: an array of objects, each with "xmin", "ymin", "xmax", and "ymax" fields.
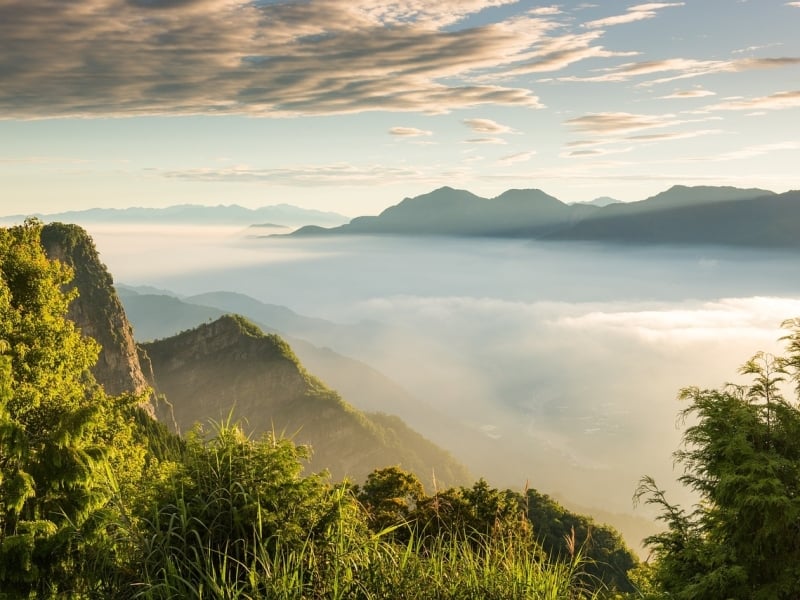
[
  {"xmin": 11, "ymin": 184, "xmax": 798, "ymax": 247},
  {"xmin": 1, "ymin": 203, "xmax": 350, "ymax": 228},
  {"xmin": 293, "ymin": 185, "xmax": 799, "ymax": 248}
]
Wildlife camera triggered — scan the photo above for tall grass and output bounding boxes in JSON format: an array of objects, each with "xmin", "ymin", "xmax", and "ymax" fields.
[
  {"xmin": 72, "ymin": 422, "xmax": 616, "ymax": 599},
  {"xmin": 131, "ymin": 485, "xmax": 604, "ymax": 599}
]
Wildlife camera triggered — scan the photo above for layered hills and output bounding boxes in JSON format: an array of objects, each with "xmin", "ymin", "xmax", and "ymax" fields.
[
  {"xmin": 39, "ymin": 223, "xmax": 470, "ymax": 489},
  {"xmin": 142, "ymin": 315, "xmax": 470, "ymax": 487},
  {"xmin": 293, "ymin": 184, "xmax": 799, "ymax": 248},
  {"xmin": 295, "ymin": 186, "xmax": 593, "ymax": 237}
]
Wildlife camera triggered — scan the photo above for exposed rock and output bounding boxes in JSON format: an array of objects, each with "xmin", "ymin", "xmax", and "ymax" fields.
[{"xmin": 40, "ymin": 222, "xmax": 156, "ymax": 415}]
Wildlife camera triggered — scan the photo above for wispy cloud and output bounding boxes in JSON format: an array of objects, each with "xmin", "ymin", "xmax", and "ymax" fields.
[
  {"xmin": 565, "ymin": 112, "xmax": 678, "ymax": 135},
  {"xmin": 498, "ymin": 150, "xmax": 535, "ymax": 164},
  {"xmin": 552, "ymin": 56, "xmax": 800, "ymax": 85},
  {"xmin": 786, "ymin": 2, "xmax": 800, "ymax": 6},
  {"xmin": 687, "ymin": 141, "xmax": 800, "ymax": 162},
  {"xmin": 389, "ymin": 127, "xmax": 432, "ymax": 137},
  {"xmin": 464, "ymin": 137, "xmax": 508, "ymax": 145},
  {"xmin": 625, "ymin": 129, "xmax": 723, "ymax": 142},
  {"xmin": 563, "ymin": 146, "xmax": 634, "ymax": 158},
  {"xmin": 659, "ymin": 88, "xmax": 716, "ymax": 99},
  {"xmin": 701, "ymin": 90, "xmax": 800, "ymax": 112},
  {"xmin": 512, "ymin": 31, "xmax": 639, "ymax": 75},
  {"xmin": 463, "ymin": 118, "xmax": 516, "ymax": 134},
  {"xmin": 582, "ymin": 2, "xmax": 684, "ymax": 29},
  {"xmin": 0, "ymin": 0, "xmax": 552, "ymax": 118},
  {"xmin": 161, "ymin": 162, "xmax": 444, "ymax": 186}
]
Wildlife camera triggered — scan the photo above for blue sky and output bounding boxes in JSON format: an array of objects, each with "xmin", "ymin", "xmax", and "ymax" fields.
[{"xmin": 1, "ymin": 0, "xmax": 799, "ymax": 216}]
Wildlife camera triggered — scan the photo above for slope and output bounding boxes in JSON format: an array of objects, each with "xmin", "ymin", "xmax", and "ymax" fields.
[
  {"xmin": 142, "ymin": 315, "xmax": 471, "ymax": 489},
  {"xmin": 294, "ymin": 186, "xmax": 594, "ymax": 237},
  {"xmin": 553, "ymin": 189, "xmax": 800, "ymax": 247},
  {"xmin": 39, "ymin": 223, "xmax": 157, "ymax": 414}
]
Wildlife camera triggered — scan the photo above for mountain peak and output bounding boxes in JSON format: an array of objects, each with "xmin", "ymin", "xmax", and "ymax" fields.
[
  {"xmin": 39, "ymin": 222, "xmax": 156, "ymax": 414},
  {"xmin": 642, "ymin": 185, "xmax": 775, "ymax": 209}
]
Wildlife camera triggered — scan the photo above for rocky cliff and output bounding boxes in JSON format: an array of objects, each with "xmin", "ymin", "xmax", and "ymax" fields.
[{"xmin": 40, "ymin": 223, "xmax": 156, "ymax": 415}]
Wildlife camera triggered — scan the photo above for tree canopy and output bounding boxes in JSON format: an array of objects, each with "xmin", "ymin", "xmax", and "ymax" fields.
[{"xmin": 637, "ymin": 320, "xmax": 800, "ymax": 599}]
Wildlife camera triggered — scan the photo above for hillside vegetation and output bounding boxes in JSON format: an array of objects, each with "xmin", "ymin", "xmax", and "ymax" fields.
[
  {"xmin": 0, "ymin": 219, "xmax": 638, "ymax": 598},
  {"xmin": 6, "ymin": 218, "xmax": 800, "ymax": 597},
  {"xmin": 143, "ymin": 314, "xmax": 472, "ymax": 489}
]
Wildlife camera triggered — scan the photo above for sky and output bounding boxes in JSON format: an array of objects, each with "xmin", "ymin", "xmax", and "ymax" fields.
[{"xmin": 1, "ymin": 0, "xmax": 799, "ymax": 217}]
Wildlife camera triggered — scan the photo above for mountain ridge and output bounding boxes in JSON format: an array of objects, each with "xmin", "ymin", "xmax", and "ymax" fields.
[
  {"xmin": 290, "ymin": 184, "xmax": 799, "ymax": 247},
  {"xmin": 1, "ymin": 203, "xmax": 350, "ymax": 228},
  {"xmin": 142, "ymin": 314, "xmax": 472, "ymax": 489}
]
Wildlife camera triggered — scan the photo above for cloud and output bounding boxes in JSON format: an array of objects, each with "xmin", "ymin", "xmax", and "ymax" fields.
[
  {"xmin": 510, "ymin": 31, "xmax": 639, "ymax": 75},
  {"xmin": 389, "ymin": 127, "xmax": 432, "ymax": 137},
  {"xmin": 625, "ymin": 129, "xmax": 723, "ymax": 142},
  {"xmin": 0, "ymin": 0, "xmax": 550, "ymax": 118},
  {"xmin": 565, "ymin": 112, "xmax": 677, "ymax": 135},
  {"xmin": 787, "ymin": 2, "xmax": 800, "ymax": 6},
  {"xmin": 659, "ymin": 89, "xmax": 716, "ymax": 99},
  {"xmin": 557, "ymin": 297, "xmax": 800, "ymax": 345},
  {"xmin": 551, "ymin": 56, "xmax": 800, "ymax": 85},
  {"xmin": 161, "ymin": 162, "xmax": 445, "ymax": 186},
  {"xmin": 687, "ymin": 141, "xmax": 800, "ymax": 162},
  {"xmin": 464, "ymin": 137, "xmax": 508, "ymax": 144},
  {"xmin": 463, "ymin": 118, "xmax": 515, "ymax": 134},
  {"xmin": 498, "ymin": 150, "xmax": 535, "ymax": 164},
  {"xmin": 702, "ymin": 90, "xmax": 800, "ymax": 112},
  {"xmin": 563, "ymin": 146, "xmax": 634, "ymax": 158},
  {"xmin": 582, "ymin": 2, "xmax": 684, "ymax": 29},
  {"xmin": 529, "ymin": 6, "xmax": 561, "ymax": 15}
]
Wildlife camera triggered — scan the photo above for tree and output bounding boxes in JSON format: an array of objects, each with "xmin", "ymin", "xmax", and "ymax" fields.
[
  {"xmin": 636, "ymin": 320, "xmax": 800, "ymax": 599},
  {"xmin": 356, "ymin": 466, "xmax": 425, "ymax": 535},
  {"xmin": 0, "ymin": 219, "xmax": 136, "ymax": 597}
]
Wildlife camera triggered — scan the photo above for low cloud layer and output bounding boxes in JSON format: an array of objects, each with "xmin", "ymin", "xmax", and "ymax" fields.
[{"xmin": 87, "ymin": 229, "xmax": 800, "ymax": 513}]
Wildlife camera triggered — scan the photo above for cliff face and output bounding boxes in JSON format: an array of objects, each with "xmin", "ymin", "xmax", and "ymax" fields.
[
  {"xmin": 143, "ymin": 315, "xmax": 471, "ymax": 489},
  {"xmin": 40, "ymin": 223, "xmax": 156, "ymax": 415}
]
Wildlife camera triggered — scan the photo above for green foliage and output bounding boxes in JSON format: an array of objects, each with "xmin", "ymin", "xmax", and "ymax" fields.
[
  {"xmin": 355, "ymin": 465, "xmax": 425, "ymax": 533},
  {"xmin": 0, "ymin": 219, "xmax": 636, "ymax": 598},
  {"xmin": 0, "ymin": 219, "xmax": 110, "ymax": 596},
  {"xmin": 0, "ymin": 220, "xmax": 147, "ymax": 598},
  {"xmin": 637, "ymin": 320, "xmax": 800, "ymax": 599}
]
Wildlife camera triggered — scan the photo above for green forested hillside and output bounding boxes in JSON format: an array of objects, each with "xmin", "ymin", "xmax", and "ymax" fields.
[{"xmin": 142, "ymin": 314, "xmax": 471, "ymax": 489}]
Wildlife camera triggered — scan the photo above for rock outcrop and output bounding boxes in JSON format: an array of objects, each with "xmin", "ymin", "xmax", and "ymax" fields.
[{"xmin": 40, "ymin": 223, "xmax": 156, "ymax": 415}]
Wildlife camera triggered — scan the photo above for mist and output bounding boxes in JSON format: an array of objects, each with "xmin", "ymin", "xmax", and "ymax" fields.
[{"xmin": 89, "ymin": 225, "xmax": 800, "ymax": 518}]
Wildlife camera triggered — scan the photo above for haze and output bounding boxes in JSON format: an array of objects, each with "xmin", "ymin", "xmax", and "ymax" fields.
[{"xmin": 88, "ymin": 224, "xmax": 800, "ymax": 516}]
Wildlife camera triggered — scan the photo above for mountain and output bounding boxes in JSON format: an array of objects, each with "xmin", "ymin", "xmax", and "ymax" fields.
[
  {"xmin": 118, "ymin": 293, "xmax": 230, "ymax": 341},
  {"xmin": 552, "ymin": 188, "xmax": 800, "ymax": 247},
  {"xmin": 117, "ymin": 288, "xmax": 455, "ymax": 428},
  {"xmin": 580, "ymin": 196, "xmax": 621, "ymax": 207},
  {"xmin": 294, "ymin": 186, "xmax": 596, "ymax": 237},
  {"xmin": 39, "ymin": 223, "xmax": 157, "ymax": 415},
  {"xmin": 33, "ymin": 224, "xmax": 470, "ymax": 488},
  {"xmin": 142, "ymin": 315, "xmax": 471, "ymax": 488},
  {"xmin": 290, "ymin": 184, "xmax": 799, "ymax": 248},
  {"xmin": 2, "ymin": 204, "xmax": 350, "ymax": 229}
]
